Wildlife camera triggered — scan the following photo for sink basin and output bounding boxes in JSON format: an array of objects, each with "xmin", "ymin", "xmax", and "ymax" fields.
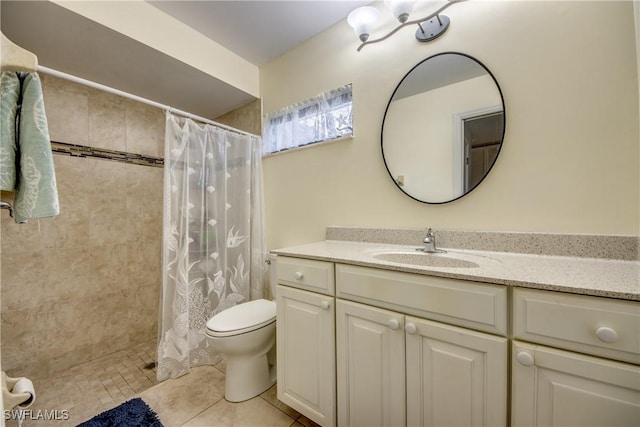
[{"xmin": 371, "ymin": 251, "xmax": 482, "ymax": 268}]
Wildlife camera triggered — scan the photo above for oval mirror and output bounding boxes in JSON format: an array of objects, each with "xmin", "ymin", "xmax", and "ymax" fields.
[{"xmin": 381, "ymin": 52, "xmax": 505, "ymax": 204}]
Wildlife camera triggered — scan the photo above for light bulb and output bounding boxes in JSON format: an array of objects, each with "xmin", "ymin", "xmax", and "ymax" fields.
[
  {"xmin": 384, "ymin": 0, "xmax": 415, "ymax": 23},
  {"xmin": 347, "ymin": 6, "xmax": 380, "ymax": 42}
]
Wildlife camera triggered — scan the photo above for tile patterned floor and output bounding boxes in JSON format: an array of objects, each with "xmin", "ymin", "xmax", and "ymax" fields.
[{"xmin": 4, "ymin": 340, "xmax": 319, "ymax": 427}]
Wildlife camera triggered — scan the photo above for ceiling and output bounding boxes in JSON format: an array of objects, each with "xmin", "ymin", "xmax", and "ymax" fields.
[
  {"xmin": 0, "ymin": 0, "xmax": 371, "ymax": 119},
  {"xmin": 148, "ymin": 1, "xmax": 372, "ymax": 67}
]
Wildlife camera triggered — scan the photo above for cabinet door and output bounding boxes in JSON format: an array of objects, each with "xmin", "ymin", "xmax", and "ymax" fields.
[
  {"xmin": 276, "ymin": 285, "xmax": 335, "ymax": 427},
  {"xmin": 406, "ymin": 316, "xmax": 507, "ymax": 427},
  {"xmin": 512, "ymin": 341, "xmax": 640, "ymax": 427},
  {"xmin": 336, "ymin": 300, "xmax": 405, "ymax": 427}
]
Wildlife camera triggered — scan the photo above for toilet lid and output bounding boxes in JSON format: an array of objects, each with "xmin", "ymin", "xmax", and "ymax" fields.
[{"xmin": 206, "ymin": 299, "xmax": 276, "ymax": 334}]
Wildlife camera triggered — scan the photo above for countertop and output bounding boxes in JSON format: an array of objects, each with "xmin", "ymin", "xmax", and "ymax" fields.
[{"xmin": 271, "ymin": 240, "xmax": 640, "ymax": 301}]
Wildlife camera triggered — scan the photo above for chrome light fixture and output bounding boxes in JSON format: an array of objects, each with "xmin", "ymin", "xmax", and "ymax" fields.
[
  {"xmin": 348, "ymin": 0, "xmax": 467, "ymax": 51},
  {"xmin": 385, "ymin": 0, "xmax": 415, "ymax": 23},
  {"xmin": 347, "ymin": 6, "xmax": 381, "ymax": 42}
]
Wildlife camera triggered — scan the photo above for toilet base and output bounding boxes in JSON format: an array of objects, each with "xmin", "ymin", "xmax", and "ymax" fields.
[{"xmin": 224, "ymin": 353, "xmax": 276, "ymax": 402}]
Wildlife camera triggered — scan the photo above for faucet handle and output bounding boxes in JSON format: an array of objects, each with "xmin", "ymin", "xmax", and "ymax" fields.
[
  {"xmin": 424, "ymin": 227, "xmax": 434, "ymax": 243},
  {"xmin": 419, "ymin": 227, "xmax": 446, "ymax": 254}
]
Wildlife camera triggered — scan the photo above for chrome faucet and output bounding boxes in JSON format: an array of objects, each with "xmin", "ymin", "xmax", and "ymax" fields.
[{"xmin": 418, "ymin": 228, "xmax": 446, "ymax": 253}]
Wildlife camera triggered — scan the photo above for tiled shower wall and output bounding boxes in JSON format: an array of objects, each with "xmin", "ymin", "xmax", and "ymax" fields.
[
  {"xmin": 0, "ymin": 75, "xmax": 164, "ymax": 379},
  {"xmin": 215, "ymin": 99, "xmax": 262, "ymax": 136}
]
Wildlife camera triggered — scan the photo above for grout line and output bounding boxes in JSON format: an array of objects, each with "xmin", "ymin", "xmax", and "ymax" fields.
[{"xmin": 176, "ymin": 397, "xmax": 225, "ymax": 427}]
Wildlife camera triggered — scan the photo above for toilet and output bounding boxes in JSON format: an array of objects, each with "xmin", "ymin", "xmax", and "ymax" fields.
[{"xmin": 206, "ymin": 298, "xmax": 277, "ymax": 402}]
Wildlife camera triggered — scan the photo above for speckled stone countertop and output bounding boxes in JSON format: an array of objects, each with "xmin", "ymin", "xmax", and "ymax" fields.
[{"xmin": 271, "ymin": 240, "xmax": 640, "ymax": 301}]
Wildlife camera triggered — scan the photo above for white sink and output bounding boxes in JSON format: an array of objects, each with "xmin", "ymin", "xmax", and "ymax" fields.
[{"xmin": 368, "ymin": 249, "xmax": 500, "ymax": 269}]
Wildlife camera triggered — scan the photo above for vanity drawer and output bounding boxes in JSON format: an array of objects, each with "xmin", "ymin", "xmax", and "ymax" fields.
[
  {"xmin": 513, "ymin": 288, "xmax": 640, "ymax": 364},
  {"xmin": 276, "ymin": 256, "xmax": 335, "ymax": 295},
  {"xmin": 336, "ymin": 263, "xmax": 507, "ymax": 335}
]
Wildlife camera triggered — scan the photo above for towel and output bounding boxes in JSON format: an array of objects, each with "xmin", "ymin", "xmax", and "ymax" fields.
[{"xmin": 0, "ymin": 71, "xmax": 59, "ymax": 223}]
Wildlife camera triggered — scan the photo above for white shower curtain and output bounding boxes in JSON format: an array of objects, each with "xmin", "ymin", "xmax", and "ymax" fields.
[{"xmin": 157, "ymin": 113, "xmax": 266, "ymax": 380}]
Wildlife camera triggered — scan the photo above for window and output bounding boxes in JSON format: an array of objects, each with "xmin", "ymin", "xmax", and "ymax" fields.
[{"xmin": 262, "ymin": 84, "xmax": 352, "ymax": 155}]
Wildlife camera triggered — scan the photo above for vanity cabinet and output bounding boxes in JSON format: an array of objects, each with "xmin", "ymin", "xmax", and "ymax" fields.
[
  {"xmin": 336, "ymin": 300, "xmax": 406, "ymax": 427},
  {"xmin": 275, "ymin": 254, "xmax": 640, "ymax": 427},
  {"xmin": 335, "ymin": 264, "xmax": 508, "ymax": 427},
  {"xmin": 405, "ymin": 316, "xmax": 507, "ymax": 427},
  {"xmin": 511, "ymin": 288, "xmax": 640, "ymax": 427},
  {"xmin": 275, "ymin": 257, "xmax": 336, "ymax": 427},
  {"xmin": 337, "ymin": 299, "xmax": 507, "ymax": 427},
  {"xmin": 512, "ymin": 341, "xmax": 640, "ymax": 426}
]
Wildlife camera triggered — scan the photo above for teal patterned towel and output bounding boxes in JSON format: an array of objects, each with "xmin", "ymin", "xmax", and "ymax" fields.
[{"xmin": 0, "ymin": 71, "xmax": 59, "ymax": 223}]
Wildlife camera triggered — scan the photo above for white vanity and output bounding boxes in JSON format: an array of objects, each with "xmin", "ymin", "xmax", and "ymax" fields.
[{"xmin": 272, "ymin": 229, "xmax": 640, "ymax": 427}]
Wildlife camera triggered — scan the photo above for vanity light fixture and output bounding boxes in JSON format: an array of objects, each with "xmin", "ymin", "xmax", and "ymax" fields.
[
  {"xmin": 347, "ymin": 0, "xmax": 467, "ymax": 51},
  {"xmin": 346, "ymin": 6, "xmax": 380, "ymax": 42}
]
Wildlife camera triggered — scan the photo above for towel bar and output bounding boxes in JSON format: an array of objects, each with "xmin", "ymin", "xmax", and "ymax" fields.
[{"xmin": 0, "ymin": 201, "xmax": 15, "ymax": 218}]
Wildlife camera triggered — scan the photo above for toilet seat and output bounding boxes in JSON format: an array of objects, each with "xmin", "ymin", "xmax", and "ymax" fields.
[{"xmin": 206, "ymin": 299, "xmax": 276, "ymax": 338}]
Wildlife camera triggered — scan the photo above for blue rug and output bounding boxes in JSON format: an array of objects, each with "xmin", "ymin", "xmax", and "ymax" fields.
[{"xmin": 77, "ymin": 398, "xmax": 163, "ymax": 427}]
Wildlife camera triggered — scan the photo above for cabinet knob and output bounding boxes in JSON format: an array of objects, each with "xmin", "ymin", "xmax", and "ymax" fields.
[
  {"xmin": 320, "ymin": 301, "xmax": 330, "ymax": 310},
  {"xmin": 405, "ymin": 323, "xmax": 417, "ymax": 335},
  {"xmin": 595, "ymin": 326, "xmax": 618, "ymax": 343},
  {"xmin": 516, "ymin": 351, "xmax": 535, "ymax": 366},
  {"xmin": 294, "ymin": 272, "xmax": 304, "ymax": 280},
  {"xmin": 388, "ymin": 319, "xmax": 400, "ymax": 330}
]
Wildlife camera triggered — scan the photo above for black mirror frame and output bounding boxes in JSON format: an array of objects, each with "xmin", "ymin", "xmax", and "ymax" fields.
[{"xmin": 381, "ymin": 51, "xmax": 506, "ymax": 204}]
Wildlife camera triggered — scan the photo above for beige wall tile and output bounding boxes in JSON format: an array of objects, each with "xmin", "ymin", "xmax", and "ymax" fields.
[
  {"xmin": 1, "ymin": 307, "xmax": 47, "ymax": 344},
  {"xmin": 48, "ymin": 342, "xmax": 95, "ymax": 375},
  {"xmin": 125, "ymin": 165, "xmax": 163, "ymax": 244},
  {"xmin": 88, "ymin": 92, "xmax": 127, "ymax": 152},
  {"xmin": 215, "ymin": 99, "xmax": 262, "ymax": 136},
  {"xmin": 86, "ymin": 158, "xmax": 128, "ymax": 200},
  {"xmin": 0, "ymin": 212, "xmax": 48, "ymax": 255},
  {"xmin": 126, "ymin": 241, "xmax": 161, "ymax": 288},
  {"xmin": 89, "ymin": 334, "xmax": 131, "ymax": 363},
  {"xmin": 43, "ymin": 156, "xmax": 91, "ymax": 249},
  {"xmin": 128, "ymin": 324, "xmax": 157, "ymax": 347},
  {"xmin": 0, "ymin": 331, "xmax": 49, "ymax": 379},
  {"xmin": 42, "ymin": 76, "xmax": 89, "ymax": 146},
  {"xmin": 129, "ymin": 285, "xmax": 160, "ymax": 342},
  {"xmin": 125, "ymin": 101, "xmax": 164, "ymax": 157},
  {"xmin": 42, "ymin": 246, "xmax": 94, "ymax": 300},
  {"xmin": 87, "ymin": 243, "xmax": 130, "ymax": 292},
  {"xmin": 1, "ymin": 77, "xmax": 164, "ymax": 379},
  {"xmin": 0, "ymin": 250, "xmax": 49, "ymax": 310}
]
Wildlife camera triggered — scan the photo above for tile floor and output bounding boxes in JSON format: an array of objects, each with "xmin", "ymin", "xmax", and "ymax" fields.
[{"xmin": 5, "ymin": 339, "xmax": 318, "ymax": 427}]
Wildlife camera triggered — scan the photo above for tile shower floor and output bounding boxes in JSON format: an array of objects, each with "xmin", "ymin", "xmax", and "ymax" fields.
[{"xmin": 6, "ymin": 339, "xmax": 318, "ymax": 427}]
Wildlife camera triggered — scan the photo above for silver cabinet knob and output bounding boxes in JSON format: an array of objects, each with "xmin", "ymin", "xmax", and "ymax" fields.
[
  {"xmin": 405, "ymin": 323, "xmax": 417, "ymax": 335},
  {"xmin": 516, "ymin": 351, "xmax": 535, "ymax": 366},
  {"xmin": 320, "ymin": 301, "xmax": 330, "ymax": 310},
  {"xmin": 294, "ymin": 272, "xmax": 304, "ymax": 280}
]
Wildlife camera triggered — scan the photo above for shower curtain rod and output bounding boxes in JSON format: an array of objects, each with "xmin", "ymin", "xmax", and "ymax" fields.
[{"xmin": 37, "ymin": 66, "xmax": 257, "ymax": 138}]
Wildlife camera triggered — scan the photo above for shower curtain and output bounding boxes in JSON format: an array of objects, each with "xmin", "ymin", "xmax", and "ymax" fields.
[{"xmin": 157, "ymin": 113, "xmax": 266, "ymax": 380}]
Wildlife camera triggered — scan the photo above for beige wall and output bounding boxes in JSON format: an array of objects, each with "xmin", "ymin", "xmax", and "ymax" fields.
[
  {"xmin": 215, "ymin": 98, "xmax": 262, "ymax": 136},
  {"xmin": 261, "ymin": 0, "xmax": 639, "ymax": 249},
  {"xmin": 0, "ymin": 75, "xmax": 163, "ymax": 379}
]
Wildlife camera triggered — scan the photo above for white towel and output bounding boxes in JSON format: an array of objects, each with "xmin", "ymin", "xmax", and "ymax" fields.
[{"xmin": 0, "ymin": 71, "xmax": 59, "ymax": 223}]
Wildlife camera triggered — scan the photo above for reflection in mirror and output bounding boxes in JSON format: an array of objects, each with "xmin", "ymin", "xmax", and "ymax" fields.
[{"xmin": 382, "ymin": 52, "xmax": 505, "ymax": 204}]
